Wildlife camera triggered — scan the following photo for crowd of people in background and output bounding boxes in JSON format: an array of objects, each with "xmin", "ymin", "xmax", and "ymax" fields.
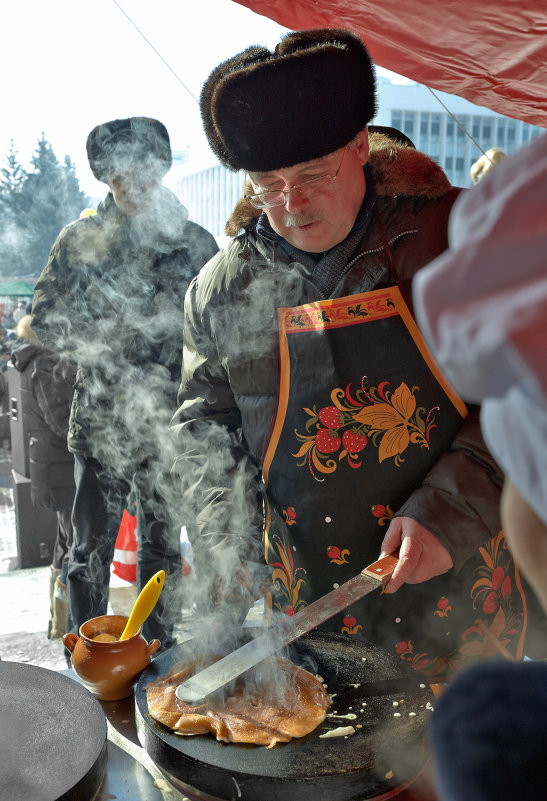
[
  {"xmin": 0, "ymin": 301, "xmax": 31, "ymax": 439},
  {"xmin": 0, "ymin": 302, "xmax": 23, "ymax": 362}
]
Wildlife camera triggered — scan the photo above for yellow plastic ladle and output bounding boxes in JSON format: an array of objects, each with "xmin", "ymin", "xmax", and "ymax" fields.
[{"xmin": 119, "ymin": 569, "xmax": 166, "ymax": 641}]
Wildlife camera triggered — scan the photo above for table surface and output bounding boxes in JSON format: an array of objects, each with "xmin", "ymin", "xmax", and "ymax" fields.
[
  {"xmin": 62, "ymin": 670, "xmax": 207, "ymax": 801},
  {"xmin": 64, "ymin": 669, "xmax": 441, "ymax": 801}
]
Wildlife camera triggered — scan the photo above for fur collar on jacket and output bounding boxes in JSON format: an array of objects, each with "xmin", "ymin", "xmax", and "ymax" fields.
[
  {"xmin": 14, "ymin": 314, "xmax": 41, "ymax": 346},
  {"xmin": 225, "ymin": 131, "xmax": 452, "ymax": 237}
]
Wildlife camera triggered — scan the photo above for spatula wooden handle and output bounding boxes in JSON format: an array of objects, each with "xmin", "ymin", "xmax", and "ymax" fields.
[{"xmin": 360, "ymin": 552, "xmax": 398, "ymax": 581}]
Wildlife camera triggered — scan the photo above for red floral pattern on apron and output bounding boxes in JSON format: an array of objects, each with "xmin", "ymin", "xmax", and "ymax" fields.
[{"xmin": 262, "ymin": 287, "xmax": 530, "ymax": 680}]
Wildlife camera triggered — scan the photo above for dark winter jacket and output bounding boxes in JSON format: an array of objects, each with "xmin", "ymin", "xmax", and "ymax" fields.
[
  {"xmin": 10, "ymin": 317, "xmax": 76, "ymax": 511},
  {"xmin": 173, "ymin": 132, "xmax": 503, "ymax": 596},
  {"xmin": 31, "ymin": 188, "xmax": 218, "ymax": 478}
]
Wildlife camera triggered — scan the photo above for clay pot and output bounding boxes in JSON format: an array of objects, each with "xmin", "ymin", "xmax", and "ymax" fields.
[{"xmin": 63, "ymin": 614, "xmax": 160, "ymax": 701}]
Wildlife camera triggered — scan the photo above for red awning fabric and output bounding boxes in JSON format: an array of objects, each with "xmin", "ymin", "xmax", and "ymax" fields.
[{"xmin": 233, "ymin": 0, "xmax": 547, "ymax": 127}]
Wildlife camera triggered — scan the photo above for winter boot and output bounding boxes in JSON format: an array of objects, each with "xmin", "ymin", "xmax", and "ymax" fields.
[
  {"xmin": 48, "ymin": 576, "xmax": 68, "ymax": 640},
  {"xmin": 47, "ymin": 566, "xmax": 61, "ymax": 639}
]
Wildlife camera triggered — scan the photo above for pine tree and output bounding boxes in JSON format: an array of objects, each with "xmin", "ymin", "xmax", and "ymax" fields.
[
  {"xmin": 0, "ymin": 135, "xmax": 90, "ymax": 279},
  {"xmin": 0, "ymin": 140, "xmax": 28, "ymax": 207},
  {"xmin": 0, "ymin": 141, "xmax": 29, "ymax": 277},
  {"xmin": 22, "ymin": 135, "xmax": 90, "ymax": 275}
]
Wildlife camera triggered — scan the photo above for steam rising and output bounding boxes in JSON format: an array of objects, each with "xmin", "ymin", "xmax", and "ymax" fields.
[
  {"xmin": 24, "ymin": 143, "xmax": 319, "ymax": 652},
  {"xmin": 29, "ymin": 147, "xmax": 321, "ymax": 653},
  {"xmin": 171, "ymin": 256, "xmax": 312, "ymax": 646},
  {"xmin": 29, "ymin": 169, "xmax": 216, "ymax": 635}
]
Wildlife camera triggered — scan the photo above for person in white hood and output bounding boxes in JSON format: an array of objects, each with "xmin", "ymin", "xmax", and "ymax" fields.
[
  {"xmin": 413, "ymin": 132, "xmax": 547, "ymax": 614},
  {"xmin": 415, "ymin": 133, "xmax": 547, "ymax": 801}
]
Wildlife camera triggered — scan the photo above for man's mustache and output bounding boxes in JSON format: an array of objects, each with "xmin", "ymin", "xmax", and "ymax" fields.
[{"xmin": 282, "ymin": 212, "xmax": 321, "ymax": 228}]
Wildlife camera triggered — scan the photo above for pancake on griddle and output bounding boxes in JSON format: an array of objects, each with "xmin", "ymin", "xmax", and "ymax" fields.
[{"xmin": 146, "ymin": 655, "xmax": 330, "ymax": 748}]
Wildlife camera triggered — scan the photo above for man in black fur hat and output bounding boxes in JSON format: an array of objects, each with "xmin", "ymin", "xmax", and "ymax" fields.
[
  {"xmin": 31, "ymin": 117, "xmax": 218, "ymax": 648},
  {"xmin": 172, "ymin": 31, "xmax": 547, "ymax": 677}
]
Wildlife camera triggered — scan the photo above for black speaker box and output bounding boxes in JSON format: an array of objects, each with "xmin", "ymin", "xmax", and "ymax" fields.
[
  {"xmin": 12, "ymin": 468, "xmax": 58, "ymax": 569},
  {"xmin": 7, "ymin": 362, "xmax": 30, "ymax": 477}
]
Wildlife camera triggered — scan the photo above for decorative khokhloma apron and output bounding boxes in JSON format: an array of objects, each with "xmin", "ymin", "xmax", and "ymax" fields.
[{"xmin": 262, "ymin": 286, "xmax": 531, "ymax": 680}]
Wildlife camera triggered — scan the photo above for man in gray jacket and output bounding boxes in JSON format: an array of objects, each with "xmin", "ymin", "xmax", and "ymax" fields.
[
  {"xmin": 32, "ymin": 117, "xmax": 218, "ymax": 647},
  {"xmin": 173, "ymin": 30, "xmax": 546, "ymax": 677}
]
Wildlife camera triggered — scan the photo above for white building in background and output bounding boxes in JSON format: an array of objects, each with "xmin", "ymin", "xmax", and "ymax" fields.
[
  {"xmin": 165, "ymin": 155, "xmax": 245, "ymax": 247},
  {"xmin": 374, "ymin": 78, "xmax": 544, "ymax": 188},
  {"xmin": 166, "ymin": 79, "xmax": 545, "ymax": 242}
]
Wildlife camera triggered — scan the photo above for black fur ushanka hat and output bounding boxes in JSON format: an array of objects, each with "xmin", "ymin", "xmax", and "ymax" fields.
[
  {"xmin": 86, "ymin": 117, "xmax": 172, "ymax": 183},
  {"xmin": 200, "ymin": 29, "xmax": 377, "ymax": 172}
]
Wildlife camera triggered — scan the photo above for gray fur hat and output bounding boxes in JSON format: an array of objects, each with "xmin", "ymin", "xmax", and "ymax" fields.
[
  {"xmin": 86, "ymin": 117, "xmax": 172, "ymax": 183},
  {"xmin": 200, "ymin": 29, "xmax": 377, "ymax": 172}
]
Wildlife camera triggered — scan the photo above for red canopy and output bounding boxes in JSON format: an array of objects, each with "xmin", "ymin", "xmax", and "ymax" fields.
[{"xmin": 234, "ymin": 0, "xmax": 547, "ymax": 127}]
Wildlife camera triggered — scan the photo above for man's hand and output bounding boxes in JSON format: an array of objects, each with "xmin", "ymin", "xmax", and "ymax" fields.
[
  {"xmin": 380, "ymin": 516, "xmax": 453, "ymax": 593},
  {"xmin": 211, "ymin": 565, "xmax": 271, "ymax": 607}
]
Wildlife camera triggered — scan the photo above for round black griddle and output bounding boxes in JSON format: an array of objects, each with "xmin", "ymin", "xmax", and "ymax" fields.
[
  {"xmin": 135, "ymin": 631, "xmax": 433, "ymax": 801},
  {"xmin": 0, "ymin": 660, "xmax": 107, "ymax": 801}
]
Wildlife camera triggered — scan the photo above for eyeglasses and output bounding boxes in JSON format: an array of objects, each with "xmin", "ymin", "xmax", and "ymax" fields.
[{"xmin": 245, "ymin": 145, "xmax": 349, "ymax": 210}]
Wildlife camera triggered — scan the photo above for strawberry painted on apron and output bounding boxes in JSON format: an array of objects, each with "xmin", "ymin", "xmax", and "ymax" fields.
[{"xmin": 262, "ymin": 286, "xmax": 529, "ymax": 680}]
